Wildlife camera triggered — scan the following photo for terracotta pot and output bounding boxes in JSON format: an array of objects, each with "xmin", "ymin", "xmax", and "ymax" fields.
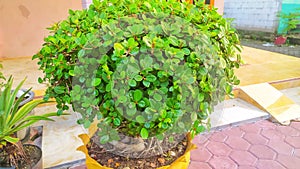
[{"xmin": 77, "ymin": 133, "xmax": 196, "ymax": 169}]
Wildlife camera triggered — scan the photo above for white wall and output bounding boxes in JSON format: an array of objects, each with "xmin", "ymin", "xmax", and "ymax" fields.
[
  {"xmin": 82, "ymin": 0, "xmax": 92, "ymax": 9},
  {"xmin": 214, "ymin": 0, "xmax": 224, "ymax": 15},
  {"xmin": 223, "ymin": 0, "xmax": 281, "ymax": 32}
]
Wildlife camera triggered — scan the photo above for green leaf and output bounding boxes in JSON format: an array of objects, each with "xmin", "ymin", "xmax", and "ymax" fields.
[
  {"xmin": 38, "ymin": 77, "xmax": 43, "ymax": 83},
  {"xmin": 145, "ymin": 74, "xmax": 157, "ymax": 82},
  {"xmin": 128, "ymin": 38, "xmax": 138, "ymax": 48},
  {"xmin": 169, "ymin": 36, "xmax": 179, "ymax": 46},
  {"xmin": 138, "ymin": 100, "xmax": 146, "ymax": 108},
  {"xmin": 133, "ymin": 90, "xmax": 143, "ymax": 101},
  {"xmin": 182, "ymin": 48, "xmax": 190, "ymax": 55},
  {"xmin": 134, "ymin": 75, "xmax": 143, "ymax": 81},
  {"xmin": 83, "ymin": 120, "xmax": 91, "ymax": 128},
  {"xmin": 220, "ymin": 57, "xmax": 227, "ymax": 68},
  {"xmin": 226, "ymin": 84, "xmax": 232, "ymax": 94},
  {"xmin": 118, "ymin": 95, "xmax": 127, "ymax": 103},
  {"xmin": 54, "ymin": 86, "xmax": 65, "ymax": 94},
  {"xmin": 144, "ymin": 122, "xmax": 150, "ymax": 128},
  {"xmin": 136, "ymin": 115, "xmax": 145, "ymax": 123},
  {"xmin": 69, "ymin": 70, "xmax": 75, "ymax": 76},
  {"xmin": 78, "ymin": 49, "xmax": 85, "ymax": 57},
  {"xmin": 100, "ymin": 135, "xmax": 109, "ymax": 144},
  {"xmin": 191, "ymin": 112, "xmax": 197, "ymax": 121},
  {"xmin": 140, "ymin": 128, "xmax": 149, "ymax": 139},
  {"xmin": 128, "ymin": 79, "xmax": 137, "ymax": 87},
  {"xmin": 113, "ymin": 118, "xmax": 121, "ymax": 126},
  {"xmin": 186, "ymin": 77, "xmax": 195, "ymax": 84},
  {"xmin": 92, "ymin": 78, "xmax": 101, "ymax": 86},
  {"xmin": 114, "ymin": 43, "xmax": 124, "ymax": 51},
  {"xmin": 3, "ymin": 136, "xmax": 19, "ymax": 144},
  {"xmin": 153, "ymin": 93, "xmax": 162, "ymax": 101},
  {"xmin": 126, "ymin": 107, "xmax": 136, "ymax": 116},
  {"xmin": 142, "ymin": 80, "xmax": 150, "ymax": 87},
  {"xmin": 198, "ymin": 93, "xmax": 204, "ymax": 102},
  {"xmin": 196, "ymin": 125, "xmax": 206, "ymax": 133}
]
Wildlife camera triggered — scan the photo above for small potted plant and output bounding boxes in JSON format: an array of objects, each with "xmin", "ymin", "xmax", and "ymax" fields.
[
  {"xmin": 0, "ymin": 63, "xmax": 35, "ymax": 142},
  {"xmin": 276, "ymin": 9, "xmax": 300, "ymax": 45},
  {"xmin": 0, "ymin": 76, "xmax": 66, "ymax": 168},
  {"xmin": 34, "ymin": 0, "xmax": 241, "ymax": 168}
]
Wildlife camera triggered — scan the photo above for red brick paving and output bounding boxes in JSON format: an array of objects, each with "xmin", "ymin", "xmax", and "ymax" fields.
[
  {"xmin": 189, "ymin": 120, "xmax": 300, "ymax": 169},
  {"xmin": 69, "ymin": 120, "xmax": 300, "ymax": 169},
  {"xmin": 225, "ymin": 136, "xmax": 251, "ymax": 150},
  {"xmin": 244, "ymin": 133, "xmax": 269, "ymax": 145}
]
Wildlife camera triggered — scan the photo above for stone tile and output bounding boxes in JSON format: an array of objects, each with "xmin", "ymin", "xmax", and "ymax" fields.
[
  {"xmin": 257, "ymin": 120, "xmax": 277, "ymax": 129},
  {"xmin": 209, "ymin": 157, "xmax": 238, "ymax": 169},
  {"xmin": 243, "ymin": 133, "xmax": 269, "ymax": 145},
  {"xmin": 291, "ymin": 121, "xmax": 300, "ymax": 131},
  {"xmin": 276, "ymin": 154, "xmax": 300, "ymax": 169},
  {"xmin": 239, "ymin": 166, "xmax": 256, "ymax": 169},
  {"xmin": 192, "ymin": 134, "xmax": 209, "ymax": 146},
  {"xmin": 294, "ymin": 149, "xmax": 300, "ymax": 158},
  {"xmin": 240, "ymin": 123, "xmax": 262, "ymax": 134},
  {"xmin": 223, "ymin": 127, "xmax": 245, "ymax": 137},
  {"xmin": 268, "ymin": 139, "xmax": 294, "ymax": 155},
  {"xmin": 206, "ymin": 141, "xmax": 232, "ymax": 156},
  {"xmin": 34, "ymin": 105, "xmax": 87, "ymax": 168},
  {"xmin": 285, "ymin": 136, "xmax": 300, "ymax": 148},
  {"xmin": 276, "ymin": 125, "xmax": 300, "ymax": 137},
  {"xmin": 1, "ymin": 58, "xmax": 46, "ymax": 90},
  {"xmin": 236, "ymin": 46, "xmax": 300, "ymax": 86},
  {"xmin": 230, "ymin": 150, "xmax": 257, "ymax": 166},
  {"xmin": 188, "ymin": 161, "xmax": 212, "ymax": 169},
  {"xmin": 69, "ymin": 164, "xmax": 87, "ymax": 169},
  {"xmin": 209, "ymin": 99, "xmax": 268, "ymax": 128},
  {"xmin": 209, "ymin": 131, "xmax": 228, "ymax": 142},
  {"xmin": 261, "ymin": 129, "xmax": 285, "ymax": 140},
  {"xmin": 225, "ymin": 136, "xmax": 250, "ymax": 150},
  {"xmin": 190, "ymin": 147, "xmax": 212, "ymax": 162},
  {"xmin": 280, "ymin": 87, "xmax": 300, "ymax": 105},
  {"xmin": 256, "ymin": 160, "xmax": 285, "ymax": 169},
  {"xmin": 249, "ymin": 145, "xmax": 277, "ymax": 160}
]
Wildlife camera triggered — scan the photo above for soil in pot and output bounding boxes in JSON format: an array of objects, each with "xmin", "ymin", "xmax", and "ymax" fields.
[
  {"xmin": 0, "ymin": 144, "xmax": 42, "ymax": 169},
  {"xmin": 87, "ymin": 135, "xmax": 187, "ymax": 169}
]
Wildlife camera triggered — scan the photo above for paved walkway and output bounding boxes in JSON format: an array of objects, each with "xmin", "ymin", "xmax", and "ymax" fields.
[
  {"xmin": 241, "ymin": 40, "xmax": 300, "ymax": 58},
  {"xmin": 189, "ymin": 119, "xmax": 300, "ymax": 169}
]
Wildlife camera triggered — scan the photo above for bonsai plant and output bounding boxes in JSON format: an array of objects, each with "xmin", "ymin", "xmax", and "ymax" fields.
[
  {"xmin": 0, "ymin": 76, "xmax": 64, "ymax": 168},
  {"xmin": 33, "ymin": 0, "xmax": 241, "ymax": 168}
]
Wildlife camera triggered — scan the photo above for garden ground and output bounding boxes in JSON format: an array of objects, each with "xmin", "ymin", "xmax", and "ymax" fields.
[{"xmin": 0, "ymin": 45, "xmax": 300, "ymax": 168}]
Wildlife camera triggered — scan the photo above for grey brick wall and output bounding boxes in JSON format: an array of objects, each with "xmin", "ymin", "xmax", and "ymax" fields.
[{"xmin": 224, "ymin": 0, "xmax": 282, "ymax": 33}]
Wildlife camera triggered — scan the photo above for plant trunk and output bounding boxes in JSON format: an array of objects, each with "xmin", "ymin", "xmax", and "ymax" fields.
[
  {"xmin": 92, "ymin": 133, "xmax": 186, "ymax": 158},
  {"xmin": 0, "ymin": 141, "xmax": 27, "ymax": 168}
]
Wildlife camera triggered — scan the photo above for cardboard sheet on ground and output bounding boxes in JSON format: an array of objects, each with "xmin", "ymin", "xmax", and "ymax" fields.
[{"xmin": 239, "ymin": 83, "xmax": 300, "ymax": 124}]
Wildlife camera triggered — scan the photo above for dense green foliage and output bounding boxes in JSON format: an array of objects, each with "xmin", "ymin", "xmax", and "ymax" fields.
[{"xmin": 33, "ymin": 0, "xmax": 241, "ymax": 142}]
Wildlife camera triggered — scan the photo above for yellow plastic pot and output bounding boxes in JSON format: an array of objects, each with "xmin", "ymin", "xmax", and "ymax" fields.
[{"xmin": 77, "ymin": 125, "xmax": 197, "ymax": 169}]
